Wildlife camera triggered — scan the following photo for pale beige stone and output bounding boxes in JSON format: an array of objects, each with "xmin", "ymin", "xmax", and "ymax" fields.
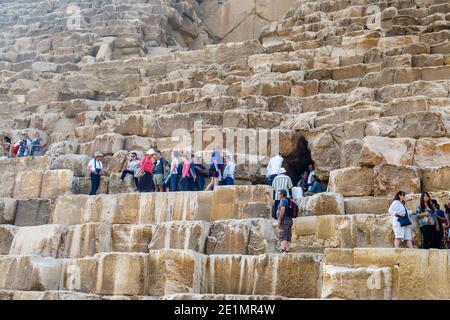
[
  {"xmin": 0, "ymin": 198, "xmax": 17, "ymax": 224},
  {"xmin": 373, "ymin": 164, "xmax": 421, "ymax": 196},
  {"xmin": 327, "ymin": 167, "xmax": 374, "ymax": 196},
  {"xmin": 359, "ymin": 136, "xmax": 416, "ymax": 166},
  {"xmin": 40, "ymin": 169, "xmax": 74, "ymax": 198},
  {"xmin": 112, "ymin": 224, "xmax": 152, "ymax": 253},
  {"xmin": 59, "ymin": 223, "xmax": 112, "ymax": 258},
  {"xmin": 13, "ymin": 170, "xmax": 43, "ymax": 199}
]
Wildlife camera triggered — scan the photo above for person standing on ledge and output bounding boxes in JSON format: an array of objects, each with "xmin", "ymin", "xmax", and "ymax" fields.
[
  {"xmin": 205, "ymin": 145, "xmax": 223, "ymax": 191},
  {"xmin": 221, "ymin": 154, "xmax": 235, "ymax": 186},
  {"xmin": 88, "ymin": 152, "xmax": 104, "ymax": 195},
  {"xmin": 30, "ymin": 131, "xmax": 43, "ymax": 156},
  {"xmin": 138, "ymin": 149, "xmax": 156, "ymax": 192},
  {"xmin": 276, "ymin": 189, "xmax": 292, "ymax": 254},
  {"xmin": 388, "ymin": 191, "xmax": 413, "ymax": 249},
  {"xmin": 153, "ymin": 150, "xmax": 168, "ymax": 193},
  {"xmin": 272, "ymin": 167, "xmax": 293, "ymax": 198},
  {"xmin": 266, "ymin": 153, "xmax": 283, "ymax": 186}
]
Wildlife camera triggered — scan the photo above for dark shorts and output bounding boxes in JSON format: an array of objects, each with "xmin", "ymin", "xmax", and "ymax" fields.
[
  {"xmin": 279, "ymin": 219, "xmax": 293, "ymax": 242},
  {"xmin": 209, "ymin": 166, "xmax": 220, "ymax": 178}
]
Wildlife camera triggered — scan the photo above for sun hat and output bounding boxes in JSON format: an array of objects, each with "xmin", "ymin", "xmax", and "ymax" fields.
[
  {"xmin": 94, "ymin": 151, "xmax": 104, "ymax": 158},
  {"xmin": 146, "ymin": 148, "xmax": 156, "ymax": 155},
  {"xmin": 278, "ymin": 168, "xmax": 287, "ymax": 174}
]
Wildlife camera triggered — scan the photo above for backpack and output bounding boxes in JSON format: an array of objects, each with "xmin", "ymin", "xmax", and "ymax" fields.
[
  {"xmin": 272, "ymin": 198, "xmax": 299, "ymax": 219},
  {"xmin": 286, "ymin": 198, "xmax": 299, "ymax": 219}
]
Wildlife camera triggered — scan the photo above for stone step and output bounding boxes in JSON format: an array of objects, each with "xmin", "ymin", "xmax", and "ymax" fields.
[
  {"xmin": 0, "ymin": 250, "xmax": 323, "ymax": 298},
  {"xmin": 322, "ymin": 247, "xmax": 450, "ymax": 299}
]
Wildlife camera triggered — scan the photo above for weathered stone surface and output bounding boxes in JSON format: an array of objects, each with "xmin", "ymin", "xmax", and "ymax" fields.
[
  {"xmin": 298, "ymin": 192, "xmax": 345, "ymax": 216},
  {"xmin": 373, "ymin": 164, "xmax": 421, "ymax": 196},
  {"xmin": 14, "ymin": 199, "xmax": 54, "ymax": 226},
  {"xmin": 148, "ymin": 249, "xmax": 207, "ymax": 296},
  {"xmin": 206, "ymin": 253, "xmax": 322, "ymax": 298},
  {"xmin": 0, "ymin": 256, "xmax": 62, "ymax": 291},
  {"xmin": 95, "ymin": 253, "xmax": 149, "ymax": 296},
  {"xmin": 0, "ymin": 225, "xmax": 17, "ymax": 255},
  {"xmin": 13, "ymin": 170, "xmax": 43, "ymax": 199},
  {"xmin": 206, "ymin": 219, "xmax": 277, "ymax": 255},
  {"xmin": 149, "ymin": 221, "xmax": 210, "ymax": 253},
  {"xmin": 9, "ymin": 225, "xmax": 67, "ymax": 257},
  {"xmin": 40, "ymin": 170, "xmax": 74, "ymax": 198},
  {"xmin": 51, "ymin": 155, "xmax": 91, "ymax": 177},
  {"xmin": 420, "ymin": 166, "xmax": 450, "ymax": 192},
  {"xmin": 0, "ymin": 198, "xmax": 17, "ymax": 224},
  {"xmin": 112, "ymin": 224, "xmax": 152, "ymax": 253},
  {"xmin": 59, "ymin": 223, "xmax": 112, "ymax": 259},
  {"xmin": 359, "ymin": 136, "xmax": 416, "ymax": 166},
  {"xmin": 327, "ymin": 167, "xmax": 374, "ymax": 196},
  {"xmin": 344, "ymin": 197, "xmax": 391, "ymax": 215}
]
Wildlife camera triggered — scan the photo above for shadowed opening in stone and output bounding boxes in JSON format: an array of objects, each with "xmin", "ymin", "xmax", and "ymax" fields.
[{"xmin": 282, "ymin": 136, "xmax": 313, "ymax": 186}]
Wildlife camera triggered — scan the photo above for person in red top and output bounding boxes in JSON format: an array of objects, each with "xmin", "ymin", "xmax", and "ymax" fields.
[{"xmin": 138, "ymin": 149, "xmax": 156, "ymax": 192}]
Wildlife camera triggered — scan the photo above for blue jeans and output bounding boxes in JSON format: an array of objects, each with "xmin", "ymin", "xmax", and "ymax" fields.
[
  {"xmin": 89, "ymin": 173, "xmax": 100, "ymax": 195},
  {"xmin": 170, "ymin": 174, "xmax": 178, "ymax": 192},
  {"xmin": 267, "ymin": 174, "xmax": 277, "ymax": 186},
  {"xmin": 220, "ymin": 177, "xmax": 234, "ymax": 186},
  {"xmin": 196, "ymin": 177, "xmax": 205, "ymax": 191}
]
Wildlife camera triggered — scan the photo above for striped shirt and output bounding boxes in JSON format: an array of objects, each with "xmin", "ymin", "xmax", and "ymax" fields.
[{"xmin": 272, "ymin": 174, "xmax": 293, "ymax": 198}]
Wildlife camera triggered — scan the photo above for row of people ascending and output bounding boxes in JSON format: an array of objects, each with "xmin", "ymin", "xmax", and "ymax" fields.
[
  {"xmin": 88, "ymin": 147, "xmax": 236, "ymax": 195},
  {"xmin": 389, "ymin": 191, "xmax": 450, "ymax": 249},
  {"xmin": 1, "ymin": 131, "xmax": 44, "ymax": 160}
]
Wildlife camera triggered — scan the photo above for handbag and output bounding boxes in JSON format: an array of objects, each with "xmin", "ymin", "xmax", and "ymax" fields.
[
  {"xmin": 134, "ymin": 158, "xmax": 146, "ymax": 178},
  {"xmin": 397, "ymin": 204, "xmax": 412, "ymax": 227}
]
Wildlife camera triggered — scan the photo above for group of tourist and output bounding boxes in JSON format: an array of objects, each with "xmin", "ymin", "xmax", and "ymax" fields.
[
  {"xmin": 0, "ymin": 131, "xmax": 43, "ymax": 160},
  {"xmin": 88, "ymin": 146, "xmax": 236, "ymax": 196},
  {"xmin": 267, "ymin": 153, "xmax": 323, "ymax": 200},
  {"xmin": 389, "ymin": 191, "xmax": 450, "ymax": 250}
]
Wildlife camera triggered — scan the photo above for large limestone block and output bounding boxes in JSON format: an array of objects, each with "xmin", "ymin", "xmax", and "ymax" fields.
[
  {"xmin": 59, "ymin": 223, "xmax": 112, "ymax": 258},
  {"xmin": 148, "ymin": 249, "xmax": 207, "ymax": 296},
  {"xmin": 0, "ymin": 173, "xmax": 16, "ymax": 198},
  {"xmin": 9, "ymin": 225, "xmax": 68, "ymax": 257},
  {"xmin": 210, "ymin": 185, "xmax": 271, "ymax": 220},
  {"xmin": 59, "ymin": 257, "xmax": 98, "ymax": 293},
  {"xmin": 53, "ymin": 195, "xmax": 88, "ymax": 225},
  {"xmin": 0, "ymin": 156, "xmax": 51, "ymax": 174},
  {"xmin": 344, "ymin": 196, "xmax": 391, "ymax": 214},
  {"xmin": 79, "ymin": 133, "xmax": 125, "ymax": 156},
  {"xmin": 51, "ymin": 154, "xmax": 91, "ymax": 177},
  {"xmin": 206, "ymin": 253, "xmax": 323, "ymax": 298},
  {"xmin": 400, "ymin": 111, "xmax": 447, "ymax": 138},
  {"xmin": 327, "ymin": 167, "xmax": 374, "ymax": 196},
  {"xmin": 0, "ymin": 198, "xmax": 17, "ymax": 224},
  {"xmin": 300, "ymin": 192, "xmax": 345, "ymax": 216},
  {"xmin": 385, "ymin": 96, "xmax": 429, "ymax": 116},
  {"xmin": 40, "ymin": 169, "xmax": 74, "ymax": 198},
  {"xmin": 149, "ymin": 221, "xmax": 210, "ymax": 253},
  {"xmin": 206, "ymin": 219, "xmax": 277, "ymax": 255},
  {"xmin": 373, "ymin": 164, "xmax": 421, "ymax": 196},
  {"xmin": 107, "ymin": 173, "xmax": 136, "ymax": 195},
  {"xmin": 13, "ymin": 170, "xmax": 43, "ymax": 199},
  {"xmin": 95, "ymin": 253, "xmax": 149, "ymax": 296},
  {"xmin": 0, "ymin": 225, "xmax": 17, "ymax": 255},
  {"xmin": 321, "ymin": 265, "xmax": 393, "ymax": 300},
  {"xmin": 359, "ymin": 136, "xmax": 416, "ymax": 166},
  {"xmin": 14, "ymin": 199, "xmax": 54, "ymax": 226},
  {"xmin": 413, "ymin": 138, "xmax": 450, "ymax": 167},
  {"xmin": 420, "ymin": 166, "xmax": 450, "ymax": 192},
  {"xmin": 0, "ymin": 256, "xmax": 62, "ymax": 291},
  {"xmin": 112, "ymin": 224, "xmax": 152, "ymax": 253},
  {"xmin": 139, "ymin": 192, "xmax": 213, "ymax": 224}
]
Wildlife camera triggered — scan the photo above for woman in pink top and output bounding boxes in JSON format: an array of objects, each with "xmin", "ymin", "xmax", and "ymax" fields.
[
  {"xmin": 179, "ymin": 154, "xmax": 191, "ymax": 191},
  {"xmin": 138, "ymin": 149, "xmax": 156, "ymax": 192}
]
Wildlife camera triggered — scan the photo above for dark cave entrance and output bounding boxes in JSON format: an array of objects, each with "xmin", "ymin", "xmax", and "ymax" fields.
[{"xmin": 282, "ymin": 136, "xmax": 313, "ymax": 186}]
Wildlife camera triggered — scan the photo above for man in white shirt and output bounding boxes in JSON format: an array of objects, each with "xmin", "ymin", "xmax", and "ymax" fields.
[
  {"xmin": 88, "ymin": 152, "xmax": 104, "ymax": 195},
  {"xmin": 221, "ymin": 155, "xmax": 235, "ymax": 185},
  {"xmin": 307, "ymin": 163, "xmax": 316, "ymax": 185},
  {"xmin": 272, "ymin": 167, "xmax": 293, "ymax": 198},
  {"xmin": 266, "ymin": 153, "xmax": 283, "ymax": 186}
]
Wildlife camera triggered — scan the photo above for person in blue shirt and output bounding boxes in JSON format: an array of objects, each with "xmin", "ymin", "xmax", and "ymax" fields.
[
  {"xmin": 205, "ymin": 146, "xmax": 223, "ymax": 191},
  {"xmin": 193, "ymin": 155, "xmax": 207, "ymax": 191},
  {"xmin": 31, "ymin": 131, "xmax": 43, "ymax": 156},
  {"xmin": 276, "ymin": 189, "xmax": 292, "ymax": 254},
  {"xmin": 305, "ymin": 175, "xmax": 323, "ymax": 195},
  {"xmin": 432, "ymin": 199, "xmax": 447, "ymax": 249}
]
